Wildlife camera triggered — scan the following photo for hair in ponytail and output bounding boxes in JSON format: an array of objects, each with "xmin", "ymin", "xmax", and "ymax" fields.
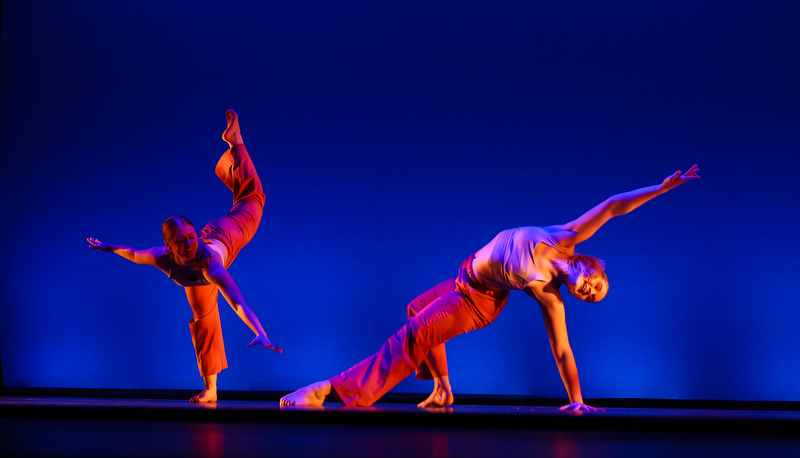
[{"xmin": 162, "ymin": 215, "xmax": 196, "ymax": 242}]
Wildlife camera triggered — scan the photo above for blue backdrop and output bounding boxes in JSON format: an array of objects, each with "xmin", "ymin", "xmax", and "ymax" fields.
[{"xmin": 2, "ymin": 0, "xmax": 798, "ymax": 402}]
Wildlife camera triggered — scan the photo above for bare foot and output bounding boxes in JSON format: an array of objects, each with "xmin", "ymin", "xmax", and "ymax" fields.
[
  {"xmin": 222, "ymin": 109, "xmax": 244, "ymax": 146},
  {"xmin": 280, "ymin": 381, "xmax": 332, "ymax": 406},
  {"xmin": 190, "ymin": 388, "xmax": 217, "ymax": 403},
  {"xmin": 418, "ymin": 380, "xmax": 454, "ymax": 408}
]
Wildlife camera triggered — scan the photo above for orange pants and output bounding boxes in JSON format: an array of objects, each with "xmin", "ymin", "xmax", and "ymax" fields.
[
  {"xmin": 186, "ymin": 143, "xmax": 265, "ymax": 377},
  {"xmin": 329, "ymin": 255, "xmax": 509, "ymax": 406}
]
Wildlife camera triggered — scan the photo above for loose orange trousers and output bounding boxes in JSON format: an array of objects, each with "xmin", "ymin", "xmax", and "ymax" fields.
[
  {"xmin": 329, "ymin": 255, "xmax": 509, "ymax": 406},
  {"xmin": 186, "ymin": 143, "xmax": 265, "ymax": 377}
]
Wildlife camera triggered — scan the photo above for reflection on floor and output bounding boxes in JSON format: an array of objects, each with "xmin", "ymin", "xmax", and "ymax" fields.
[{"xmin": 2, "ymin": 396, "xmax": 800, "ymax": 457}]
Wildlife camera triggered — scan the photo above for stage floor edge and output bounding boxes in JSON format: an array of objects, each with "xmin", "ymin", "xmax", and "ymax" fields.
[{"xmin": 3, "ymin": 395, "xmax": 800, "ymax": 457}]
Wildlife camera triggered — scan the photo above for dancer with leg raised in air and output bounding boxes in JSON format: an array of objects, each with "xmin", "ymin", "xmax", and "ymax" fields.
[
  {"xmin": 88, "ymin": 110, "xmax": 281, "ymax": 402},
  {"xmin": 281, "ymin": 165, "xmax": 700, "ymax": 411}
]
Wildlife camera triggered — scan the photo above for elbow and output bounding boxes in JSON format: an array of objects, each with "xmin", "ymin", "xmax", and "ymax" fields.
[
  {"xmin": 607, "ymin": 197, "xmax": 627, "ymax": 217},
  {"xmin": 228, "ymin": 302, "xmax": 243, "ymax": 313},
  {"xmin": 552, "ymin": 342, "xmax": 573, "ymax": 361}
]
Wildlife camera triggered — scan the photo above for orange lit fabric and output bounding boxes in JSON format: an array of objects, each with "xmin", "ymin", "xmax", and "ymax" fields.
[
  {"xmin": 329, "ymin": 255, "xmax": 509, "ymax": 407},
  {"xmin": 189, "ymin": 300, "xmax": 228, "ymax": 377},
  {"xmin": 183, "ymin": 143, "xmax": 265, "ymax": 377}
]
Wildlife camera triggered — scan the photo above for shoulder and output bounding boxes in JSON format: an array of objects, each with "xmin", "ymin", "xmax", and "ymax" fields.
[
  {"xmin": 524, "ymin": 280, "xmax": 564, "ymax": 307},
  {"xmin": 149, "ymin": 246, "xmax": 171, "ymax": 270},
  {"xmin": 154, "ymin": 246, "xmax": 170, "ymax": 256},
  {"xmin": 515, "ymin": 225, "xmax": 568, "ymax": 240},
  {"xmin": 539, "ymin": 225, "xmax": 578, "ymax": 252}
]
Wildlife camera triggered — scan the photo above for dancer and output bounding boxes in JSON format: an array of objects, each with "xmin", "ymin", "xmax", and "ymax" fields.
[
  {"xmin": 281, "ymin": 165, "xmax": 701, "ymax": 411},
  {"xmin": 88, "ymin": 110, "xmax": 281, "ymax": 402}
]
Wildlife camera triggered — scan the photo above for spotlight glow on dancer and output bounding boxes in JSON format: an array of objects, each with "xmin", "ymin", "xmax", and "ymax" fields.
[
  {"xmin": 88, "ymin": 110, "xmax": 281, "ymax": 402},
  {"xmin": 281, "ymin": 165, "xmax": 700, "ymax": 411}
]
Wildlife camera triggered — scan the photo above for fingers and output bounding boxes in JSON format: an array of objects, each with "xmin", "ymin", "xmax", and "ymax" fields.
[
  {"xmin": 664, "ymin": 164, "xmax": 701, "ymax": 189},
  {"xmin": 87, "ymin": 237, "xmax": 104, "ymax": 249},
  {"xmin": 685, "ymin": 164, "xmax": 701, "ymax": 179},
  {"xmin": 248, "ymin": 337, "xmax": 283, "ymax": 353},
  {"xmin": 559, "ymin": 402, "xmax": 603, "ymax": 412},
  {"xmin": 263, "ymin": 342, "xmax": 283, "ymax": 353},
  {"xmin": 682, "ymin": 164, "xmax": 701, "ymax": 178},
  {"xmin": 667, "ymin": 164, "xmax": 701, "ymax": 182}
]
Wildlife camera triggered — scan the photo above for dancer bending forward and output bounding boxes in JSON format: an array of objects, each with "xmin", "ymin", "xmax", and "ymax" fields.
[
  {"xmin": 88, "ymin": 110, "xmax": 281, "ymax": 402},
  {"xmin": 281, "ymin": 165, "xmax": 700, "ymax": 411}
]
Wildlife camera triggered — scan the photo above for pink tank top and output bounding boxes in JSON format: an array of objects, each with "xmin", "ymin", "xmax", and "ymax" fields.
[{"xmin": 471, "ymin": 226, "xmax": 570, "ymax": 291}]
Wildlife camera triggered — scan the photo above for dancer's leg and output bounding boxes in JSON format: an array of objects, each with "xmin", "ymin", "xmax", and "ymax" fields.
[
  {"xmin": 331, "ymin": 284, "xmax": 496, "ymax": 407},
  {"xmin": 186, "ymin": 284, "xmax": 228, "ymax": 402},
  {"xmin": 327, "ymin": 259, "xmax": 508, "ymax": 407},
  {"xmin": 280, "ymin": 289, "xmax": 468, "ymax": 408},
  {"xmin": 216, "ymin": 110, "xmax": 264, "ymax": 210},
  {"xmin": 281, "ymin": 260, "xmax": 508, "ymax": 408},
  {"xmin": 406, "ymin": 279, "xmax": 457, "ymax": 407},
  {"xmin": 201, "ymin": 110, "xmax": 266, "ymax": 267},
  {"xmin": 191, "ymin": 374, "xmax": 218, "ymax": 403},
  {"xmin": 406, "ymin": 278, "xmax": 456, "ymax": 380}
]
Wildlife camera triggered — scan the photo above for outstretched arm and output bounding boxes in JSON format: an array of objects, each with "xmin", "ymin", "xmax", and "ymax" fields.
[
  {"xmin": 554, "ymin": 165, "xmax": 701, "ymax": 247},
  {"xmin": 525, "ymin": 285, "xmax": 601, "ymax": 412},
  {"xmin": 204, "ymin": 264, "xmax": 283, "ymax": 353},
  {"xmin": 87, "ymin": 237, "xmax": 165, "ymax": 266}
]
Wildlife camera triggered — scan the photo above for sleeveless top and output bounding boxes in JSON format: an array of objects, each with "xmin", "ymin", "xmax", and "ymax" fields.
[
  {"xmin": 167, "ymin": 241, "xmax": 213, "ymax": 287},
  {"xmin": 471, "ymin": 226, "xmax": 570, "ymax": 291}
]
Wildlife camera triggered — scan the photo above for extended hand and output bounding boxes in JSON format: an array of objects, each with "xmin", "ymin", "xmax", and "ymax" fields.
[
  {"xmin": 248, "ymin": 333, "xmax": 283, "ymax": 353},
  {"xmin": 87, "ymin": 237, "xmax": 113, "ymax": 252},
  {"xmin": 559, "ymin": 402, "xmax": 604, "ymax": 412},
  {"xmin": 661, "ymin": 164, "xmax": 701, "ymax": 192}
]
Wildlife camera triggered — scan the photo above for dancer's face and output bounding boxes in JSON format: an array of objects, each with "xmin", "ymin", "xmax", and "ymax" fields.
[
  {"xmin": 568, "ymin": 272, "xmax": 608, "ymax": 303},
  {"xmin": 166, "ymin": 223, "xmax": 198, "ymax": 261}
]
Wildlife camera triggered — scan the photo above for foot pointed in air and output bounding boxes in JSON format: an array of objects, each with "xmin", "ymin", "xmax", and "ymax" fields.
[{"xmin": 222, "ymin": 109, "xmax": 244, "ymax": 146}]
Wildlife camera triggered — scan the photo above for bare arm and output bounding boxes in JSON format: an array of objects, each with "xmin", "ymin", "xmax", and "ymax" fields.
[
  {"xmin": 204, "ymin": 264, "xmax": 283, "ymax": 353},
  {"xmin": 553, "ymin": 165, "xmax": 701, "ymax": 248},
  {"xmin": 87, "ymin": 237, "xmax": 166, "ymax": 266},
  {"xmin": 525, "ymin": 285, "xmax": 600, "ymax": 412}
]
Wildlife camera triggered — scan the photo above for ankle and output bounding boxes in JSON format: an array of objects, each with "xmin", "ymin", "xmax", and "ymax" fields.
[{"xmin": 434, "ymin": 375, "xmax": 452, "ymax": 391}]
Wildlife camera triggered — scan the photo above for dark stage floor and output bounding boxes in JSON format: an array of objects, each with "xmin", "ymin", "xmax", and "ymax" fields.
[{"xmin": 2, "ymin": 395, "xmax": 800, "ymax": 457}]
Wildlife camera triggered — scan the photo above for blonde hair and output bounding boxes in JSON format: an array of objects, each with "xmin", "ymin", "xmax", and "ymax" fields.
[
  {"xmin": 162, "ymin": 215, "xmax": 195, "ymax": 242},
  {"xmin": 569, "ymin": 253, "xmax": 608, "ymax": 298}
]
